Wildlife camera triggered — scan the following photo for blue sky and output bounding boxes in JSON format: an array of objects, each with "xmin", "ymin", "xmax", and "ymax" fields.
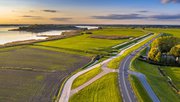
[{"xmin": 0, "ymin": 0, "xmax": 179, "ymax": 24}]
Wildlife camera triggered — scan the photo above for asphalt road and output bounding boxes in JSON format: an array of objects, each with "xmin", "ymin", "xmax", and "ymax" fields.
[{"xmin": 118, "ymin": 35, "xmax": 160, "ymax": 102}]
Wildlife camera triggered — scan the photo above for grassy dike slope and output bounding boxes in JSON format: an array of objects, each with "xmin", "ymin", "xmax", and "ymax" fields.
[
  {"xmin": 72, "ymin": 67, "xmax": 102, "ymax": 89},
  {"xmin": 69, "ymin": 73, "xmax": 121, "ymax": 102}
]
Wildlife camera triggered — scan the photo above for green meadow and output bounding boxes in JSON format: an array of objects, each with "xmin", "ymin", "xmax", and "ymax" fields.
[
  {"xmin": 69, "ymin": 73, "xmax": 122, "ymax": 102},
  {"xmin": 37, "ymin": 28, "xmax": 146, "ymax": 55}
]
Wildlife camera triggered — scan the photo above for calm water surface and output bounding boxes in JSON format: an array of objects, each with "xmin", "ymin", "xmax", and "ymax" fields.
[{"xmin": 0, "ymin": 26, "xmax": 98, "ymax": 45}]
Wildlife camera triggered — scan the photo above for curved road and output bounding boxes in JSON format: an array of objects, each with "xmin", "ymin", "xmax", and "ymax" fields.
[{"xmin": 118, "ymin": 35, "xmax": 160, "ymax": 102}]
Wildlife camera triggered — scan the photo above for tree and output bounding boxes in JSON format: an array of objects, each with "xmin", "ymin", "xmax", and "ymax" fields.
[
  {"xmin": 148, "ymin": 48, "xmax": 159, "ymax": 61},
  {"xmin": 170, "ymin": 45, "xmax": 180, "ymax": 57},
  {"xmin": 155, "ymin": 52, "xmax": 161, "ymax": 62},
  {"xmin": 151, "ymin": 36, "xmax": 178, "ymax": 53}
]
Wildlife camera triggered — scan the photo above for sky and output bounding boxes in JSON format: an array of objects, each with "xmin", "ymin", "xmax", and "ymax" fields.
[{"xmin": 0, "ymin": 0, "xmax": 180, "ymax": 24}]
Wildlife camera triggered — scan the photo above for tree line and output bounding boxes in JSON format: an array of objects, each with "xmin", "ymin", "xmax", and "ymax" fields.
[{"xmin": 148, "ymin": 35, "xmax": 180, "ymax": 65}]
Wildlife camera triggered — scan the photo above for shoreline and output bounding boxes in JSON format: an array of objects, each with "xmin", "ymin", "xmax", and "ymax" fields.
[{"xmin": 0, "ymin": 30, "xmax": 82, "ymax": 48}]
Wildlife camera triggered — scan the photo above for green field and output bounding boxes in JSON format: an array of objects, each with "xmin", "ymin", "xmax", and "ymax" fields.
[
  {"xmin": 146, "ymin": 28, "xmax": 180, "ymax": 38},
  {"xmin": 72, "ymin": 67, "xmax": 102, "ymax": 89},
  {"xmin": 37, "ymin": 34, "xmax": 127, "ymax": 54},
  {"xmin": 91, "ymin": 28, "xmax": 145, "ymax": 36},
  {"xmin": 164, "ymin": 67, "xmax": 180, "ymax": 89},
  {"xmin": 69, "ymin": 73, "xmax": 121, "ymax": 102},
  {"xmin": 37, "ymin": 28, "xmax": 146, "ymax": 55}
]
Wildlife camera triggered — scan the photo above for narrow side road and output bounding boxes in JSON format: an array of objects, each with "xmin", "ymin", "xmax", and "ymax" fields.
[{"xmin": 129, "ymin": 71, "xmax": 160, "ymax": 102}]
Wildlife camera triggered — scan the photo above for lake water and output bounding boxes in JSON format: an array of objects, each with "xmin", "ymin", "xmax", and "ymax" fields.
[
  {"xmin": 0, "ymin": 26, "xmax": 98, "ymax": 45},
  {"xmin": 76, "ymin": 26, "xmax": 99, "ymax": 30}
]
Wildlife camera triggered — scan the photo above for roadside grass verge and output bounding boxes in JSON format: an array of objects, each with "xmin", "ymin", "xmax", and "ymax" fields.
[
  {"xmin": 69, "ymin": 73, "xmax": 121, "ymax": 102},
  {"xmin": 129, "ymin": 75, "xmax": 152, "ymax": 102},
  {"xmin": 72, "ymin": 66, "xmax": 102, "ymax": 89},
  {"xmin": 107, "ymin": 33, "xmax": 157, "ymax": 69}
]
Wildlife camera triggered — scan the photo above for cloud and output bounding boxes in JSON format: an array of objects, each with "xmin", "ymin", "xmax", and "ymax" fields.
[
  {"xmin": 92, "ymin": 14, "xmax": 146, "ymax": 20},
  {"xmin": 138, "ymin": 10, "xmax": 149, "ymax": 13},
  {"xmin": 92, "ymin": 13, "xmax": 180, "ymax": 20},
  {"xmin": 161, "ymin": 0, "xmax": 180, "ymax": 3},
  {"xmin": 50, "ymin": 18, "xmax": 72, "ymax": 21},
  {"xmin": 150, "ymin": 14, "xmax": 180, "ymax": 20},
  {"xmin": 21, "ymin": 15, "xmax": 42, "ymax": 19},
  {"xmin": 42, "ymin": 9, "xmax": 58, "ymax": 13}
]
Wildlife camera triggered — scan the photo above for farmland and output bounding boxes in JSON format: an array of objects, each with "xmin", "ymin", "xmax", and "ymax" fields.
[
  {"xmin": 0, "ymin": 46, "xmax": 90, "ymax": 71},
  {"xmin": 0, "ymin": 46, "xmax": 91, "ymax": 102},
  {"xmin": 69, "ymin": 73, "xmax": 121, "ymax": 102}
]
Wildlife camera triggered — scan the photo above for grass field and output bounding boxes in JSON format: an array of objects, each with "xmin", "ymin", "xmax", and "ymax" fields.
[
  {"xmin": 69, "ymin": 73, "xmax": 121, "ymax": 102},
  {"xmin": 164, "ymin": 67, "xmax": 180, "ymax": 89},
  {"xmin": 37, "ymin": 34, "xmax": 128, "ymax": 54},
  {"xmin": 0, "ymin": 46, "xmax": 91, "ymax": 102},
  {"xmin": 91, "ymin": 28, "xmax": 145, "ymax": 37},
  {"xmin": 146, "ymin": 28, "xmax": 180, "ymax": 38},
  {"xmin": 37, "ymin": 28, "xmax": 146, "ymax": 55},
  {"xmin": 129, "ymin": 75, "xmax": 152, "ymax": 102},
  {"xmin": 131, "ymin": 59, "xmax": 180, "ymax": 102},
  {"xmin": 72, "ymin": 67, "xmax": 102, "ymax": 89}
]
